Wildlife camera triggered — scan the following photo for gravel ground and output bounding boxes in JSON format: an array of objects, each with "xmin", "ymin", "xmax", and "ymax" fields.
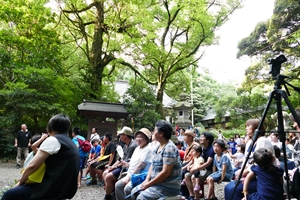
[{"xmin": 0, "ymin": 161, "xmax": 225, "ymax": 200}]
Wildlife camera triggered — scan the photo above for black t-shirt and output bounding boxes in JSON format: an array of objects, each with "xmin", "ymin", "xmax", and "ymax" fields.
[{"xmin": 15, "ymin": 130, "xmax": 32, "ymax": 148}]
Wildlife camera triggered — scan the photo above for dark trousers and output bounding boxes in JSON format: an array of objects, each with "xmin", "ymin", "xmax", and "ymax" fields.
[{"xmin": 224, "ymin": 178, "xmax": 257, "ymax": 200}]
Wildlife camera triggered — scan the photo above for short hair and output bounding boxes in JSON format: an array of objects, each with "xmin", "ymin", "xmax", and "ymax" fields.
[
  {"xmin": 72, "ymin": 127, "xmax": 80, "ymax": 136},
  {"xmin": 201, "ymin": 132, "xmax": 214, "ymax": 146},
  {"xmin": 46, "ymin": 114, "xmax": 71, "ymax": 134},
  {"xmin": 31, "ymin": 134, "xmax": 41, "ymax": 145},
  {"xmin": 93, "ymin": 127, "xmax": 98, "ymax": 131},
  {"xmin": 104, "ymin": 132, "xmax": 112, "ymax": 141},
  {"xmin": 253, "ymin": 148, "xmax": 274, "ymax": 171},
  {"xmin": 192, "ymin": 145, "xmax": 203, "ymax": 154},
  {"xmin": 91, "ymin": 139, "xmax": 98, "ymax": 145},
  {"xmin": 155, "ymin": 120, "xmax": 173, "ymax": 140},
  {"xmin": 239, "ymin": 144, "xmax": 246, "ymax": 154},
  {"xmin": 245, "ymin": 119, "xmax": 266, "ymax": 136},
  {"xmin": 213, "ymin": 139, "xmax": 225, "ymax": 149}
]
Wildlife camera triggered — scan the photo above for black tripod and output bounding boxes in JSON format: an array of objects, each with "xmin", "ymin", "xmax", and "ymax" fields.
[{"xmin": 231, "ymin": 55, "xmax": 300, "ymax": 200}]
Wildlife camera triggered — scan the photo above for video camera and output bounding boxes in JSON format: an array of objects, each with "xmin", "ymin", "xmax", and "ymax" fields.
[{"xmin": 268, "ymin": 54, "xmax": 287, "ymax": 78}]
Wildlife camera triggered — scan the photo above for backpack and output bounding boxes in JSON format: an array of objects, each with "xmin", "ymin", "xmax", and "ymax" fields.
[{"xmin": 77, "ymin": 137, "xmax": 91, "ymax": 153}]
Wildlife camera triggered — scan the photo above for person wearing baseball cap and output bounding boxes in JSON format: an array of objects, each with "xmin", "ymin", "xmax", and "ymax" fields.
[
  {"xmin": 115, "ymin": 128, "xmax": 153, "ymax": 200},
  {"xmin": 102, "ymin": 126, "xmax": 137, "ymax": 200}
]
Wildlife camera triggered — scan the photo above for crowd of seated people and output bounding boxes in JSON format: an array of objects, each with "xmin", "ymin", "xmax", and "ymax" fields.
[{"xmin": 79, "ymin": 112, "xmax": 300, "ymax": 200}]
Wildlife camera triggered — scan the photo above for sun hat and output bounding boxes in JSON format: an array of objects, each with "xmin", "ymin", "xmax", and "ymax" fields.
[
  {"xmin": 184, "ymin": 129, "xmax": 196, "ymax": 138},
  {"xmin": 134, "ymin": 128, "xmax": 152, "ymax": 139},
  {"xmin": 117, "ymin": 126, "xmax": 133, "ymax": 136}
]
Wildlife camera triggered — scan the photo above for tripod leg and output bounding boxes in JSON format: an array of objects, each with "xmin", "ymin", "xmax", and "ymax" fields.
[{"xmin": 277, "ymin": 89, "xmax": 299, "ymax": 200}]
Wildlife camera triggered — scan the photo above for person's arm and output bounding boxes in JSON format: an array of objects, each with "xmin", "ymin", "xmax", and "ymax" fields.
[
  {"xmin": 219, "ymin": 163, "xmax": 227, "ymax": 183},
  {"xmin": 17, "ymin": 150, "xmax": 50, "ymax": 186},
  {"xmin": 31, "ymin": 133, "xmax": 48, "ymax": 154},
  {"xmin": 242, "ymin": 170, "xmax": 255, "ymax": 200},
  {"xmin": 141, "ymin": 163, "xmax": 174, "ymax": 191},
  {"xmin": 197, "ymin": 157, "xmax": 213, "ymax": 170},
  {"xmin": 107, "ymin": 151, "xmax": 115, "ymax": 166},
  {"xmin": 14, "ymin": 138, "xmax": 18, "ymax": 148},
  {"xmin": 182, "ymin": 160, "xmax": 193, "ymax": 170}
]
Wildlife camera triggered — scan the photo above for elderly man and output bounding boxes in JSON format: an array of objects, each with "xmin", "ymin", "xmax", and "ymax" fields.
[
  {"xmin": 102, "ymin": 126, "xmax": 137, "ymax": 200},
  {"xmin": 15, "ymin": 124, "xmax": 32, "ymax": 169}
]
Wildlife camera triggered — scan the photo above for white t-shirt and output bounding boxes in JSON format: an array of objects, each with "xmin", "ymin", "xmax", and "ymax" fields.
[
  {"xmin": 90, "ymin": 133, "xmax": 100, "ymax": 142},
  {"xmin": 39, "ymin": 136, "xmax": 61, "ymax": 155},
  {"xmin": 126, "ymin": 144, "xmax": 153, "ymax": 178},
  {"xmin": 234, "ymin": 152, "xmax": 245, "ymax": 168}
]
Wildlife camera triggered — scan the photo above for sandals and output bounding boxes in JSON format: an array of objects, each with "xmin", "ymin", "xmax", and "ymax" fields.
[{"xmin": 193, "ymin": 185, "xmax": 200, "ymax": 192}]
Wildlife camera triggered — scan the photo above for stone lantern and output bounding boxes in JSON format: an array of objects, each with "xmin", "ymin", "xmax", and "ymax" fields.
[{"xmin": 173, "ymin": 93, "xmax": 194, "ymax": 130}]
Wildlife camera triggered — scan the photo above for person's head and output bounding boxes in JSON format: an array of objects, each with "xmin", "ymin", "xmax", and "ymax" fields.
[
  {"xmin": 269, "ymin": 132, "xmax": 279, "ymax": 143},
  {"xmin": 180, "ymin": 128, "xmax": 185, "ymax": 134},
  {"xmin": 213, "ymin": 139, "xmax": 225, "ymax": 155},
  {"xmin": 91, "ymin": 139, "xmax": 99, "ymax": 147},
  {"xmin": 72, "ymin": 127, "xmax": 81, "ymax": 138},
  {"xmin": 183, "ymin": 129, "xmax": 195, "ymax": 144},
  {"xmin": 192, "ymin": 145, "xmax": 202, "ymax": 158},
  {"xmin": 240, "ymin": 136, "xmax": 245, "ymax": 144},
  {"xmin": 245, "ymin": 119, "xmax": 266, "ymax": 137},
  {"xmin": 31, "ymin": 134, "xmax": 42, "ymax": 145},
  {"xmin": 289, "ymin": 108, "xmax": 300, "ymax": 131},
  {"xmin": 200, "ymin": 132, "xmax": 214, "ymax": 147},
  {"xmin": 117, "ymin": 126, "xmax": 133, "ymax": 143},
  {"xmin": 46, "ymin": 114, "xmax": 71, "ymax": 134},
  {"xmin": 219, "ymin": 130, "xmax": 221, "ymax": 134},
  {"xmin": 154, "ymin": 120, "xmax": 173, "ymax": 142},
  {"xmin": 237, "ymin": 144, "xmax": 245, "ymax": 154},
  {"xmin": 285, "ymin": 138, "xmax": 290, "ymax": 145},
  {"xmin": 103, "ymin": 132, "xmax": 112, "ymax": 143},
  {"xmin": 234, "ymin": 133, "xmax": 240, "ymax": 138},
  {"xmin": 175, "ymin": 141, "xmax": 183, "ymax": 150},
  {"xmin": 194, "ymin": 137, "xmax": 200, "ymax": 144},
  {"xmin": 92, "ymin": 127, "xmax": 98, "ymax": 134},
  {"xmin": 21, "ymin": 124, "xmax": 27, "ymax": 131},
  {"xmin": 230, "ymin": 137, "xmax": 234, "ymax": 142},
  {"xmin": 134, "ymin": 128, "xmax": 151, "ymax": 148},
  {"xmin": 253, "ymin": 148, "xmax": 274, "ymax": 170},
  {"xmin": 99, "ymin": 136, "xmax": 104, "ymax": 146}
]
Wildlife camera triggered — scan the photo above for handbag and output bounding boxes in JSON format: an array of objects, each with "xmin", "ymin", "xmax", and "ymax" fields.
[
  {"xmin": 131, "ymin": 172, "xmax": 148, "ymax": 188},
  {"xmin": 21, "ymin": 163, "xmax": 46, "ymax": 184}
]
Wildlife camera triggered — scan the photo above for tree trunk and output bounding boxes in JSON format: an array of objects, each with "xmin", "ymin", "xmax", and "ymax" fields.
[{"xmin": 155, "ymin": 82, "xmax": 166, "ymax": 119}]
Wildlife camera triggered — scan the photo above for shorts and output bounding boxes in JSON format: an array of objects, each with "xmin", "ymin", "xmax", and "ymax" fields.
[
  {"xmin": 209, "ymin": 171, "xmax": 231, "ymax": 182},
  {"xmin": 80, "ymin": 156, "xmax": 87, "ymax": 170},
  {"xmin": 111, "ymin": 167, "xmax": 122, "ymax": 179}
]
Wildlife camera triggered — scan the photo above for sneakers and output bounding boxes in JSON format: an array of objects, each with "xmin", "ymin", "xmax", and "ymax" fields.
[
  {"xmin": 86, "ymin": 179, "xmax": 97, "ymax": 186},
  {"xmin": 16, "ymin": 164, "xmax": 21, "ymax": 169},
  {"xmin": 193, "ymin": 185, "xmax": 200, "ymax": 192},
  {"xmin": 98, "ymin": 180, "xmax": 105, "ymax": 187}
]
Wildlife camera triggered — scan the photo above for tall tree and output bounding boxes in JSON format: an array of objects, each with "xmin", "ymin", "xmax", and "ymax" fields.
[
  {"xmin": 119, "ymin": 0, "xmax": 241, "ymax": 117},
  {"xmin": 55, "ymin": 0, "xmax": 241, "ymax": 117}
]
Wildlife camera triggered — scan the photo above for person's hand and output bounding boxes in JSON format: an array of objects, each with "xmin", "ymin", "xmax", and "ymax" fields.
[
  {"xmin": 14, "ymin": 181, "xmax": 21, "ymax": 188},
  {"xmin": 41, "ymin": 133, "xmax": 49, "ymax": 140},
  {"xmin": 14, "ymin": 144, "xmax": 17, "ymax": 148},
  {"xmin": 28, "ymin": 143, "xmax": 31, "ymax": 147},
  {"xmin": 140, "ymin": 180, "xmax": 150, "ymax": 191},
  {"xmin": 218, "ymin": 179, "xmax": 223, "ymax": 184},
  {"xmin": 122, "ymin": 176, "xmax": 130, "ymax": 185}
]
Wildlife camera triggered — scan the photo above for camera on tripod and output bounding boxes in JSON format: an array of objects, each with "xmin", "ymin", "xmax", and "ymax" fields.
[{"xmin": 268, "ymin": 55, "xmax": 287, "ymax": 78}]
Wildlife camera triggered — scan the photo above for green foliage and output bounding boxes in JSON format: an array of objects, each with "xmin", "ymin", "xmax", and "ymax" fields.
[{"xmin": 123, "ymin": 79, "xmax": 161, "ymax": 131}]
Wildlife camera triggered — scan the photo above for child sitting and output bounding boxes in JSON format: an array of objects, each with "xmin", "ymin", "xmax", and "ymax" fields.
[
  {"xmin": 83, "ymin": 139, "xmax": 101, "ymax": 179},
  {"xmin": 206, "ymin": 139, "xmax": 234, "ymax": 200},
  {"xmin": 242, "ymin": 148, "xmax": 284, "ymax": 200},
  {"xmin": 23, "ymin": 133, "xmax": 49, "ymax": 168},
  {"xmin": 187, "ymin": 145, "xmax": 205, "ymax": 195},
  {"xmin": 230, "ymin": 144, "xmax": 245, "ymax": 172}
]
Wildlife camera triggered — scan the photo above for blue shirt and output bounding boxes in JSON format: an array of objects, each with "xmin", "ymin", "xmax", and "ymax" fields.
[
  {"xmin": 213, "ymin": 153, "xmax": 234, "ymax": 180},
  {"xmin": 72, "ymin": 135, "xmax": 88, "ymax": 158},
  {"xmin": 90, "ymin": 144, "xmax": 101, "ymax": 158}
]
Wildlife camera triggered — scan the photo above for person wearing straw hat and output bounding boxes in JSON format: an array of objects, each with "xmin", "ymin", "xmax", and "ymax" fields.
[
  {"xmin": 102, "ymin": 126, "xmax": 137, "ymax": 200},
  {"xmin": 130, "ymin": 120, "xmax": 181, "ymax": 199},
  {"xmin": 115, "ymin": 128, "xmax": 153, "ymax": 200}
]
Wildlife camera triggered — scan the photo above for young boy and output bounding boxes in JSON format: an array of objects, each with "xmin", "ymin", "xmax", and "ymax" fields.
[
  {"xmin": 206, "ymin": 139, "xmax": 234, "ymax": 200},
  {"xmin": 82, "ymin": 139, "xmax": 101, "ymax": 180}
]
